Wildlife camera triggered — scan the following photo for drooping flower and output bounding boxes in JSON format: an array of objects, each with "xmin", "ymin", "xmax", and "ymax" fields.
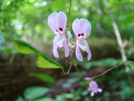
[
  {"xmin": 88, "ymin": 81, "xmax": 102, "ymax": 96},
  {"xmin": 72, "ymin": 18, "xmax": 92, "ymax": 61},
  {"xmin": 48, "ymin": 11, "xmax": 69, "ymax": 58}
]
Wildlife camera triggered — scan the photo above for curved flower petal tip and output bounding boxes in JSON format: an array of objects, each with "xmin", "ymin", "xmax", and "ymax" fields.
[
  {"xmin": 76, "ymin": 44, "xmax": 83, "ymax": 61},
  {"xmin": 91, "ymin": 92, "xmax": 94, "ymax": 96},
  {"xmin": 87, "ymin": 46, "xmax": 92, "ymax": 61},
  {"xmin": 97, "ymin": 88, "xmax": 102, "ymax": 92},
  {"xmin": 53, "ymin": 42, "xmax": 59, "ymax": 58},
  {"xmin": 48, "ymin": 12, "xmax": 58, "ymax": 33},
  {"xmin": 85, "ymin": 77, "xmax": 92, "ymax": 81}
]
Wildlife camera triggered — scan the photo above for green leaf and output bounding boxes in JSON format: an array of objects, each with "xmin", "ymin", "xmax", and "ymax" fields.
[
  {"xmin": 24, "ymin": 86, "xmax": 53, "ymax": 100},
  {"xmin": 127, "ymin": 61, "xmax": 134, "ymax": 71},
  {"xmin": 36, "ymin": 54, "xmax": 63, "ymax": 69},
  {"xmin": 63, "ymin": 93, "xmax": 74, "ymax": 99},
  {"xmin": 81, "ymin": 90, "xmax": 89, "ymax": 96},
  {"xmin": 15, "ymin": 96, "xmax": 24, "ymax": 101},
  {"xmin": 14, "ymin": 39, "xmax": 63, "ymax": 69},
  {"xmin": 56, "ymin": 95, "xmax": 68, "ymax": 101},
  {"xmin": 62, "ymin": 83, "xmax": 71, "ymax": 88},
  {"xmin": 32, "ymin": 97, "xmax": 55, "ymax": 101},
  {"xmin": 14, "ymin": 39, "xmax": 39, "ymax": 54},
  {"xmin": 67, "ymin": 78, "xmax": 79, "ymax": 83},
  {"xmin": 30, "ymin": 73, "xmax": 56, "ymax": 83}
]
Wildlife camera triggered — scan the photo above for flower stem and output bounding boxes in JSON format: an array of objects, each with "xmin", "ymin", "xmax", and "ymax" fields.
[
  {"xmin": 91, "ymin": 61, "xmax": 127, "ymax": 79},
  {"xmin": 62, "ymin": 64, "xmax": 72, "ymax": 75},
  {"xmin": 61, "ymin": 56, "xmax": 73, "ymax": 75},
  {"xmin": 61, "ymin": 55, "xmax": 82, "ymax": 76}
]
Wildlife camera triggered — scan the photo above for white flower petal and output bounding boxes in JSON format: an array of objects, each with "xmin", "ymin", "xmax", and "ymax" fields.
[
  {"xmin": 64, "ymin": 40, "xmax": 69, "ymax": 57},
  {"xmin": 91, "ymin": 91, "xmax": 94, "ymax": 96},
  {"xmin": 53, "ymin": 42, "xmax": 59, "ymax": 58},
  {"xmin": 72, "ymin": 18, "xmax": 91, "ymax": 38},
  {"xmin": 97, "ymin": 88, "xmax": 102, "ymax": 92},
  {"xmin": 79, "ymin": 18, "xmax": 91, "ymax": 38},
  {"xmin": 76, "ymin": 44, "xmax": 83, "ymax": 61},
  {"xmin": 54, "ymin": 35, "xmax": 65, "ymax": 47},
  {"xmin": 85, "ymin": 77, "xmax": 92, "ymax": 81},
  {"xmin": 58, "ymin": 11, "xmax": 67, "ymax": 31},
  {"xmin": 86, "ymin": 43, "xmax": 92, "ymax": 61},
  {"xmin": 72, "ymin": 19, "xmax": 81, "ymax": 37},
  {"xmin": 89, "ymin": 81, "xmax": 98, "ymax": 89},
  {"xmin": 48, "ymin": 11, "xmax": 67, "ymax": 34},
  {"xmin": 48, "ymin": 12, "xmax": 58, "ymax": 34},
  {"xmin": 67, "ymin": 31, "xmax": 72, "ymax": 41},
  {"xmin": 77, "ymin": 40, "xmax": 88, "ymax": 51}
]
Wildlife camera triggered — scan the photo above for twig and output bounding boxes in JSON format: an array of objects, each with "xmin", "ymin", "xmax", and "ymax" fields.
[{"xmin": 91, "ymin": 61, "xmax": 127, "ymax": 79}]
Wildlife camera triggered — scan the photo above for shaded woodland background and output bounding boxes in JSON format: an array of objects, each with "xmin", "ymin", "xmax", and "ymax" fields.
[{"xmin": 0, "ymin": 0, "xmax": 134, "ymax": 101}]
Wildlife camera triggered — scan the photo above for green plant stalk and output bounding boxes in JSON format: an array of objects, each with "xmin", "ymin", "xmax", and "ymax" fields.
[{"xmin": 67, "ymin": 0, "xmax": 72, "ymax": 28}]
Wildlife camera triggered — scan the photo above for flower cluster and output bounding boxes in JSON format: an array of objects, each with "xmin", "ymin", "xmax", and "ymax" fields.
[
  {"xmin": 85, "ymin": 77, "xmax": 102, "ymax": 96},
  {"xmin": 48, "ymin": 11, "xmax": 92, "ymax": 61}
]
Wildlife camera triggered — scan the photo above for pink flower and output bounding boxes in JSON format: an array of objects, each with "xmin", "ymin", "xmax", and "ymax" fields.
[
  {"xmin": 88, "ymin": 81, "xmax": 102, "ymax": 96},
  {"xmin": 72, "ymin": 18, "xmax": 92, "ymax": 61},
  {"xmin": 48, "ymin": 11, "xmax": 69, "ymax": 58}
]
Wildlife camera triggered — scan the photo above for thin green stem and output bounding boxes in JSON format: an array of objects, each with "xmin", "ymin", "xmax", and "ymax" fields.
[
  {"xmin": 74, "ymin": 64, "xmax": 82, "ymax": 77},
  {"xmin": 68, "ymin": 56, "xmax": 82, "ymax": 76},
  {"xmin": 67, "ymin": 0, "xmax": 72, "ymax": 28},
  {"xmin": 91, "ymin": 61, "xmax": 127, "ymax": 79}
]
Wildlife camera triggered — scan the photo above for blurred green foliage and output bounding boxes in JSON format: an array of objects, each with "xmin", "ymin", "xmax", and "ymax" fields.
[
  {"xmin": 1, "ymin": 0, "xmax": 134, "ymax": 42},
  {"xmin": 15, "ymin": 67, "xmax": 134, "ymax": 101},
  {"xmin": 30, "ymin": 72, "xmax": 56, "ymax": 83},
  {"xmin": 0, "ymin": 0, "xmax": 134, "ymax": 101},
  {"xmin": 16, "ymin": 86, "xmax": 54, "ymax": 101},
  {"xmin": 13, "ymin": 38, "xmax": 64, "ymax": 68}
]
